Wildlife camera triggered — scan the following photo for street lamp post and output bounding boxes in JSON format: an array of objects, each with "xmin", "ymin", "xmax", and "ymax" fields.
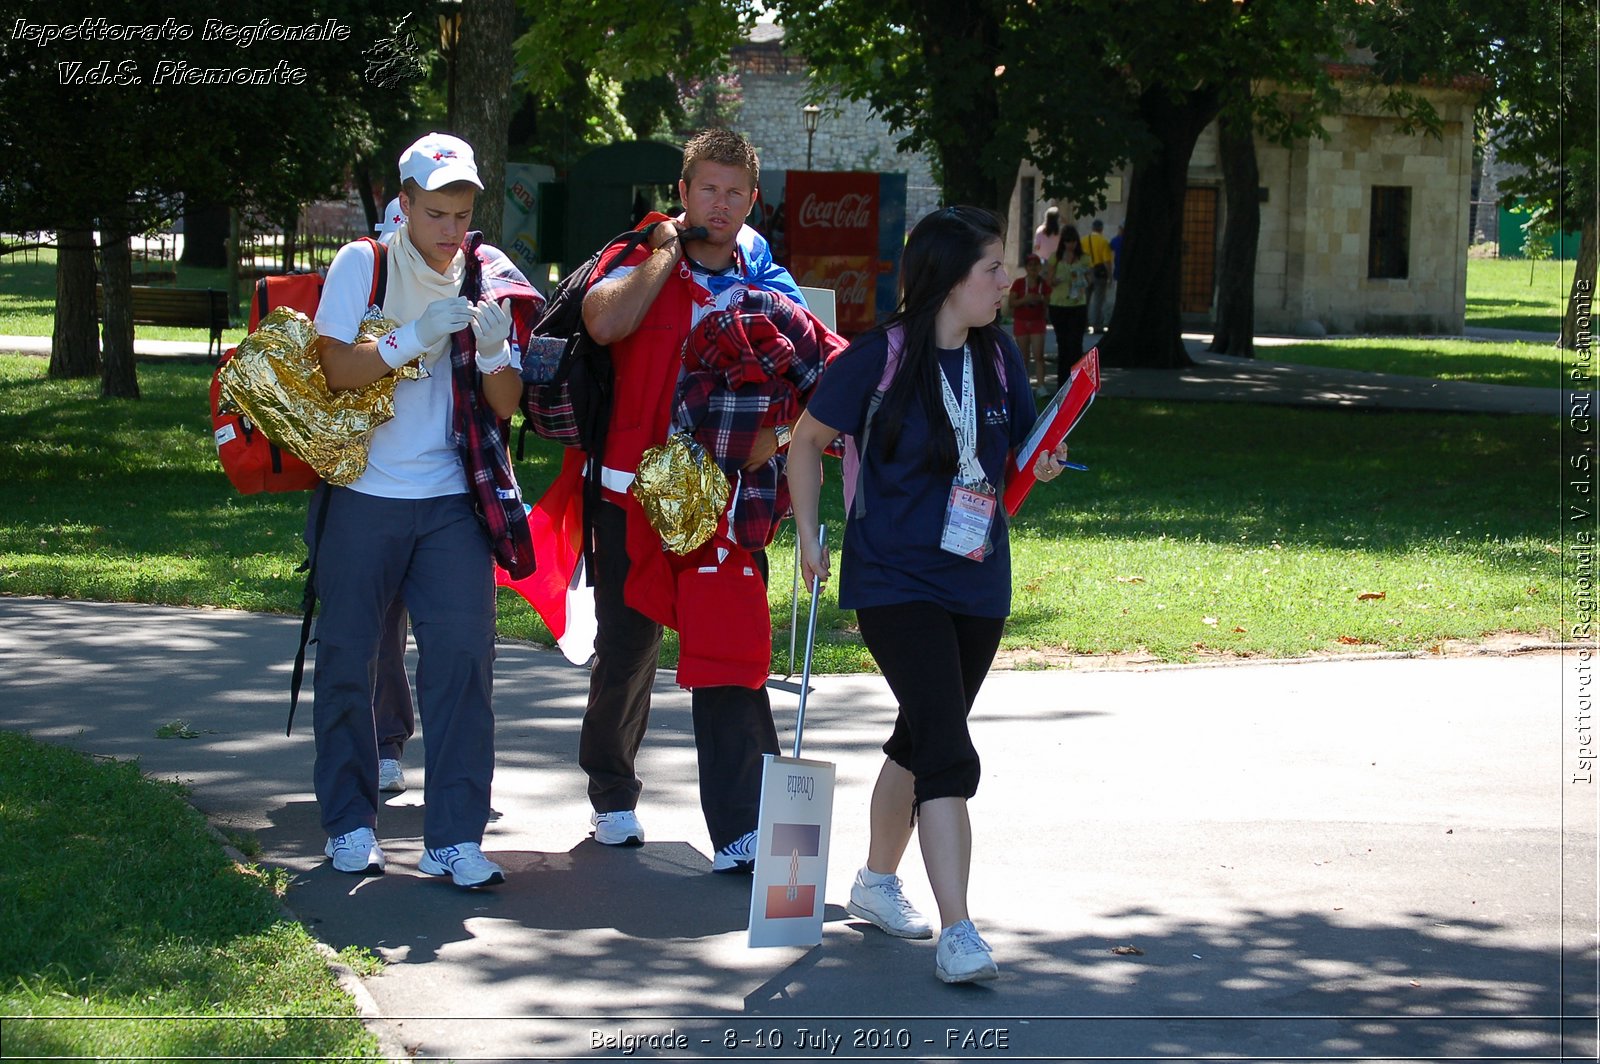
[{"xmin": 802, "ymin": 104, "xmax": 820, "ymax": 170}]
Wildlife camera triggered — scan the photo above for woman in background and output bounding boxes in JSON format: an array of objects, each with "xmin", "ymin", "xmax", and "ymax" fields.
[
  {"xmin": 1008, "ymin": 252, "xmax": 1050, "ymax": 396},
  {"xmin": 1045, "ymin": 225, "xmax": 1089, "ymax": 387},
  {"xmin": 1031, "ymin": 204, "xmax": 1062, "ymax": 263}
]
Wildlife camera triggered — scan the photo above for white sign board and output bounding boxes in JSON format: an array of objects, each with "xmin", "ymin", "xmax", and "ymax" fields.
[
  {"xmin": 747, "ymin": 754, "xmax": 835, "ymax": 948},
  {"xmin": 796, "ymin": 286, "xmax": 837, "ymax": 333}
]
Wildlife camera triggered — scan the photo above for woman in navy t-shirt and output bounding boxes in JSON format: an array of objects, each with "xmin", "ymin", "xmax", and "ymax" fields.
[{"xmin": 787, "ymin": 206, "xmax": 1074, "ymax": 984}]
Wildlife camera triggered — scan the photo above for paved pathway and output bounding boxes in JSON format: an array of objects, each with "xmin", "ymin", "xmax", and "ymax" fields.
[{"xmin": 2, "ymin": 598, "xmax": 1592, "ymax": 1062}]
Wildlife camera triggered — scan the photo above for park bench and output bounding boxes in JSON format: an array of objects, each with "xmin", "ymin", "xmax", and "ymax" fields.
[{"xmin": 94, "ymin": 285, "xmax": 230, "ymax": 361}]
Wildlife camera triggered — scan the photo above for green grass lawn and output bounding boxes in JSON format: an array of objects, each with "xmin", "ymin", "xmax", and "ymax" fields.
[
  {"xmin": 0, "ymin": 355, "xmax": 1558, "ymax": 671},
  {"xmin": 1464, "ymin": 255, "xmax": 1571, "ymax": 332},
  {"xmin": 1260, "ymin": 336, "xmax": 1564, "ymax": 388},
  {"xmin": 0, "ymin": 731, "xmax": 380, "ymax": 1061}
]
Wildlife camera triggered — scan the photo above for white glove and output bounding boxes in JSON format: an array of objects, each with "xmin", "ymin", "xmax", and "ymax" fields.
[
  {"xmin": 418, "ymin": 296, "xmax": 473, "ymax": 349},
  {"xmin": 377, "ymin": 296, "xmax": 472, "ymax": 369},
  {"xmin": 472, "ymin": 299, "xmax": 514, "ymax": 374},
  {"xmin": 471, "ymin": 298, "xmax": 512, "ymax": 349}
]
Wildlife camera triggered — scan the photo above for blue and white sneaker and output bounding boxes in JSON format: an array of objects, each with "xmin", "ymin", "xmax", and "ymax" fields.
[
  {"xmin": 325, "ymin": 828, "xmax": 385, "ymax": 875},
  {"xmin": 418, "ymin": 842, "xmax": 505, "ymax": 888},
  {"xmin": 711, "ymin": 830, "xmax": 758, "ymax": 874}
]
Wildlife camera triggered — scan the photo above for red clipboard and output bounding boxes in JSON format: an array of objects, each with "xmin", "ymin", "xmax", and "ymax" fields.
[{"xmin": 1003, "ymin": 347, "xmax": 1100, "ymax": 515}]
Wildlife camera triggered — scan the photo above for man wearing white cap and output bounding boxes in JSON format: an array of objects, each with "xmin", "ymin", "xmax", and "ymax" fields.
[
  {"xmin": 309, "ymin": 132, "xmax": 535, "ymax": 889},
  {"xmin": 362, "ymin": 194, "xmax": 417, "ymax": 799}
]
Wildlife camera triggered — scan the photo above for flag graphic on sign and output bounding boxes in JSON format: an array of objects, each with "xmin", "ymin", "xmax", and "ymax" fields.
[{"xmin": 764, "ymin": 822, "xmax": 822, "ymax": 919}]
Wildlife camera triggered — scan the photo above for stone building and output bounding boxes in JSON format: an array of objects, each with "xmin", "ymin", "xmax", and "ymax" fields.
[
  {"xmin": 1010, "ymin": 71, "xmax": 1482, "ymax": 336},
  {"xmin": 739, "ymin": 26, "xmax": 1482, "ymax": 337}
]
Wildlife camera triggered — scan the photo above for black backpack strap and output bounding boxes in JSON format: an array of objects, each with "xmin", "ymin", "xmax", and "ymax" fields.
[
  {"xmin": 570, "ymin": 223, "xmax": 653, "ymax": 583},
  {"xmin": 287, "ymin": 484, "xmax": 334, "ymax": 736}
]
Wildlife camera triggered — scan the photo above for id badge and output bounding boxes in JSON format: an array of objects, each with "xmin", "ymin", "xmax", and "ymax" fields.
[{"xmin": 940, "ymin": 481, "xmax": 997, "ymax": 560}]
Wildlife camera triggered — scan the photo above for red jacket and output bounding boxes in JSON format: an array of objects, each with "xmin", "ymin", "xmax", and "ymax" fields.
[{"xmin": 521, "ymin": 237, "xmax": 783, "ymax": 686}]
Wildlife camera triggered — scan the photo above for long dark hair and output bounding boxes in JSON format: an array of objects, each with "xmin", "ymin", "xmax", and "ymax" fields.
[
  {"xmin": 876, "ymin": 205, "xmax": 1007, "ymax": 476},
  {"xmin": 1054, "ymin": 224, "xmax": 1082, "ymax": 264},
  {"xmin": 1043, "ymin": 205, "xmax": 1060, "ymax": 237}
]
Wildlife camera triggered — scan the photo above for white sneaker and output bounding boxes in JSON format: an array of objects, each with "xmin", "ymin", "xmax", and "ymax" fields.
[
  {"xmin": 711, "ymin": 830, "xmax": 758, "ymax": 873},
  {"xmin": 590, "ymin": 809, "xmax": 645, "ymax": 847},
  {"xmin": 418, "ymin": 842, "xmax": 505, "ymax": 888},
  {"xmin": 324, "ymin": 827, "xmax": 385, "ymax": 875},
  {"xmin": 935, "ymin": 919, "xmax": 998, "ymax": 983},
  {"xmin": 846, "ymin": 868, "xmax": 933, "ymax": 939},
  {"xmin": 378, "ymin": 758, "xmax": 407, "ymax": 793}
]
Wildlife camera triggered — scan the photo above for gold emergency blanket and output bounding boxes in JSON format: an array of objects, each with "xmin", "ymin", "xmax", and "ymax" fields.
[
  {"xmin": 631, "ymin": 433, "xmax": 731, "ymax": 554},
  {"xmin": 215, "ymin": 306, "xmax": 417, "ymax": 486}
]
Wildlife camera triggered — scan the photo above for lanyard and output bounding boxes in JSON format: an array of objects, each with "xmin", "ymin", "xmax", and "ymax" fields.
[{"xmin": 937, "ymin": 345, "xmax": 988, "ymax": 487}]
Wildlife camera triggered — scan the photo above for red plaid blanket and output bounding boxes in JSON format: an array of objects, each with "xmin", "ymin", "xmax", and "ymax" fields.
[{"xmin": 675, "ymin": 289, "xmax": 845, "ymax": 550}]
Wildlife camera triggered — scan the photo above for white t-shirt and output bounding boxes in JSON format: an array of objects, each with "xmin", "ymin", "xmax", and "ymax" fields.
[{"xmin": 315, "ymin": 239, "xmax": 465, "ymax": 499}]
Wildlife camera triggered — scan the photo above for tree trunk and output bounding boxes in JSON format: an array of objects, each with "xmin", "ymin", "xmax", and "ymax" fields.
[
  {"xmin": 1208, "ymin": 107, "xmax": 1260, "ymax": 358},
  {"xmin": 1563, "ymin": 213, "xmax": 1597, "ymax": 350},
  {"xmin": 179, "ymin": 201, "xmax": 230, "ymax": 269},
  {"xmin": 1101, "ymin": 85, "xmax": 1221, "ymax": 369},
  {"xmin": 49, "ymin": 226, "xmax": 100, "ymax": 379},
  {"xmin": 915, "ymin": 1, "xmax": 1007, "ymax": 215},
  {"xmin": 280, "ymin": 214, "xmax": 299, "ymax": 274},
  {"xmin": 355, "ymin": 159, "xmax": 380, "ymax": 233},
  {"xmin": 99, "ymin": 227, "xmax": 139, "ymax": 400},
  {"xmin": 934, "ymin": 136, "xmax": 1011, "ymax": 218},
  {"xmin": 454, "ymin": 0, "xmax": 517, "ymax": 248}
]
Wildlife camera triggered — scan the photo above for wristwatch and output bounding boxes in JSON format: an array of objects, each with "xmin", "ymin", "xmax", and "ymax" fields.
[{"xmin": 773, "ymin": 423, "xmax": 792, "ymax": 448}]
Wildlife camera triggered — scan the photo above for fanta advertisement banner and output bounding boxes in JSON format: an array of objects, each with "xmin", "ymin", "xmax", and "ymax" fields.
[
  {"xmin": 502, "ymin": 162, "xmax": 555, "ymax": 283},
  {"xmin": 787, "ymin": 171, "xmax": 894, "ymax": 335}
]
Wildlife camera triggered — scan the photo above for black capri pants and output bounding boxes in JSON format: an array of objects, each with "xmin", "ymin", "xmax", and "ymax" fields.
[{"xmin": 855, "ymin": 601, "xmax": 1006, "ymax": 808}]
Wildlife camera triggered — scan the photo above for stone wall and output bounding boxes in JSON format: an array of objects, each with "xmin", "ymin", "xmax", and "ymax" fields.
[
  {"xmin": 1254, "ymin": 84, "xmax": 1477, "ymax": 335},
  {"xmin": 735, "ymin": 71, "xmax": 940, "ymax": 232}
]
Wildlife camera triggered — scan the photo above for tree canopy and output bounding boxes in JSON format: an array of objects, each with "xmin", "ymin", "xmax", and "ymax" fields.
[
  {"xmin": 0, "ymin": 0, "xmax": 420, "ymax": 238},
  {"xmin": 510, "ymin": 0, "xmax": 757, "ymax": 166},
  {"xmin": 0, "ymin": 0, "xmax": 424, "ymax": 392}
]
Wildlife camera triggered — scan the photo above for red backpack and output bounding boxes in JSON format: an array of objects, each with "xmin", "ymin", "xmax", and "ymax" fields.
[{"xmin": 209, "ymin": 238, "xmax": 388, "ymax": 493}]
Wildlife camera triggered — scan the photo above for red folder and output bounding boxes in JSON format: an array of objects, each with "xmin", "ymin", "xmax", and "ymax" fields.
[{"xmin": 1003, "ymin": 347, "xmax": 1101, "ymax": 515}]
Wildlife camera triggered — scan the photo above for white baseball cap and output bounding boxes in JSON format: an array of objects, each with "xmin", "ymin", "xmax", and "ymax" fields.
[
  {"xmin": 374, "ymin": 197, "xmax": 405, "ymax": 236},
  {"xmin": 398, "ymin": 133, "xmax": 482, "ymax": 191}
]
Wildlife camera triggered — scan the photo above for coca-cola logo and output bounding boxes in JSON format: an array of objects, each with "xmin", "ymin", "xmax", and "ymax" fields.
[
  {"xmin": 798, "ymin": 192, "xmax": 873, "ymax": 230},
  {"xmin": 834, "ymin": 269, "xmax": 871, "ymax": 305}
]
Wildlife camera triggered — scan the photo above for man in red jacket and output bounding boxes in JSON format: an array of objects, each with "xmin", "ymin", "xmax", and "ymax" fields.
[{"xmin": 576, "ymin": 129, "xmax": 800, "ymax": 872}]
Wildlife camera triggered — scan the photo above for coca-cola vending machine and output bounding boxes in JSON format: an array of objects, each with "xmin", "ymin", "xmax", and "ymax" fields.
[{"xmin": 785, "ymin": 172, "xmax": 906, "ymax": 335}]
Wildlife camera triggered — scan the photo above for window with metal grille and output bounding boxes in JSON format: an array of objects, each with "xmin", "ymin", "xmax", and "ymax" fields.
[
  {"xmin": 1180, "ymin": 186, "xmax": 1218, "ymax": 314},
  {"xmin": 1368, "ymin": 186, "xmax": 1411, "ymax": 279}
]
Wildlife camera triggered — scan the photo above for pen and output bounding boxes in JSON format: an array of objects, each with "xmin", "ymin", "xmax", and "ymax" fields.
[{"xmin": 1062, "ymin": 461, "xmax": 1089, "ymax": 472}]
